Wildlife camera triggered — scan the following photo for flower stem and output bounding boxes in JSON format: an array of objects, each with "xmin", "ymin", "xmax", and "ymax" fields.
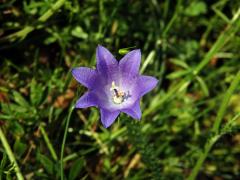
[
  {"xmin": 60, "ymin": 106, "xmax": 74, "ymax": 180},
  {"xmin": 0, "ymin": 127, "xmax": 24, "ymax": 180},
  {"xmin": 39, "ymin": 123, "xmax": 58, "ymax": 161},
  {"xmin": 187, "ymin": 70, "xmax": 240, "ymax": 180}
]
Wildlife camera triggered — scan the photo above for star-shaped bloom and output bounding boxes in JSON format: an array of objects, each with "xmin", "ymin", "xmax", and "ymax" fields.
[{"xmin": 72, "ymin": 45, "xmax": 158, "ymax": 128}]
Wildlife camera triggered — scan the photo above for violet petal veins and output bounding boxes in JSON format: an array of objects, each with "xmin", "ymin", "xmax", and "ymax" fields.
[{"xmin": 72, "ymin": 45, "xmax": 158, "ymax": 128}]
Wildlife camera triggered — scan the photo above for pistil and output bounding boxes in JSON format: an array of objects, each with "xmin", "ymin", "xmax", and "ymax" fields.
[{"xmin": 110, "ymin": 81, "xmax": 125, "ymax": 104}]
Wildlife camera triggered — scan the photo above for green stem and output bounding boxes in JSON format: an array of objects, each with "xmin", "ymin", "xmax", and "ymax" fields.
[
  {"xmin": 60, "ymin": 106, "xmax": 74, "ymax": 180},
  {"xmin": 4, "ymin": 0, "xmax": 66, "ymax": 41},
  {"xmin": 194, "ymin": 7, "xmax": 240, "ymax": 75},
  {"xmin": 143, "ymin": 78, "xmax": 189, "ymax": 117},
  {"xmin": 162, "ymin": 0, "xmax": 182, "ymax": 37},
  {"xmin": 38, "ymin": 0, "xmax": 66, "ymax": 22},
  {"xmin": 187, "ymin": 135, "xmax": 219, "ymax": 180},
  {"xmin": 144, "ymin": 7, "xmax": 240, "ymax": 117},
  {"xmin": 0, "ymin": 127, "xmax": 24, "ymax": 180},
  {"xmin": 39, "ymin": 123, "xmax": 58, "ymax": 161},
  {"xmin": 212, "ymin": 71, "xmax": 240, "ymax": 133},
  {"xmin": 187, "ymin": 70, "xmax": 240, "ymax": 180}
]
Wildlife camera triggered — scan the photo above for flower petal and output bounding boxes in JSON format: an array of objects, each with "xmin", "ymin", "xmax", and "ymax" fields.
[
  {"xmin": 122, "ymin": 100, "xmax": 141, "ymax": 120},
  {"xmin": 96, "ymin": 45, "xmax": 118, "ymax": 76},
  {"xmin": 100, "ymin": 109, "xmax": 120, "ymax": 128},
  {"xmin": 138, "ymin": 75, "xmax": 158, "ymax": 96},
  {"xmin": 119, "ymin": 49, "xmax": 141, "ymax": 76},
  {"xmin": 72, "ymin": 67, "xmax": 97, "ymax": 89},
  {"xmin": 75, "ymin": 92, "xmax": 98, "ymax": 108}
]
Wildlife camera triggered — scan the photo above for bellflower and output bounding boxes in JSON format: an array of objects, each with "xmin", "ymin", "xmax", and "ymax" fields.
[{"xmin": 72, "ymin": 45, "xmax": 158, "ymax": 128}]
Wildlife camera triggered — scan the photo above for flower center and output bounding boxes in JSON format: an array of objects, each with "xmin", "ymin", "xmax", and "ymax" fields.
[{"xmin": 110, "ymin": 81, "xmax": 130, "ymax": 104}]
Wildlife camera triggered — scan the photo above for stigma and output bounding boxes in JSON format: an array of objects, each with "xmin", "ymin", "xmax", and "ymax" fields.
[{"xmin": 110, "ymin": 81, "xmax": 128, "ymax": 104}]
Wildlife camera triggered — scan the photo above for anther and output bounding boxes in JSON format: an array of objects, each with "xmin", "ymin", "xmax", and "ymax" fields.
[
  {"xmin": 110, "ymin": 81, "xmax": 125, "ymax": 104},
  {"xmin": 113, "ymin": 89, "xmax": 119, "ymax": 97}
]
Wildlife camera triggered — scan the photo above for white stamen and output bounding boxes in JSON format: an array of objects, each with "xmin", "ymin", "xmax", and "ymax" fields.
[
  {"xmin": 113, "ymin": 96, "xmax": 123, "ymax": 104},
  {"xmin": 110, "ymin": 81, "xmax": 126, "ymax": 104}
]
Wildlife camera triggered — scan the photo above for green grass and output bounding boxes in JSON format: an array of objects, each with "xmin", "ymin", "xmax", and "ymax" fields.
[{"xmin": 1, "ymin": 0, "xmax": 240, "ymax": 179}]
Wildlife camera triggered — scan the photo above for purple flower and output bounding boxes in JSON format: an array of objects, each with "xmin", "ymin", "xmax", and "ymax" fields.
[{"xmin": 72, "ymin": 45, "xmax": 158, "ymax": 128}]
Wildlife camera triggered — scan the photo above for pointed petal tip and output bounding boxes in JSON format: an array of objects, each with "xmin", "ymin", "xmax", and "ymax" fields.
[
  {"xmin": 147, "ymin": 77, "xmax": 158, "ymax": 93},
  {"xmin": 119, "ymin": 49, "xmax": 142, "ymax": 75},
  {"xmin": 75, "ymin": 103, "xmax": 80, "ymax": 108},
  {"xmin": 136, "ymin": 113, "xmax": 142, "ymax": 120},
  {"xmin": 138, "ymin": 75, "xmax": 159, "ymax": 96},
  {"xmin": 128, "ymin": 49, "xmax": 141, "ymax": 55},
  {"xmin": 71, "ymin": 68, "xmax": 79, "ymax": 81},
  {"xmin": 100, "ymin": 109, "xmax": 120, "ymax": 128},
  {"xmin": 125, "ymin": 112, "xmax": 141, "ymax": 120},
  {"xmin": 71, "ymin": 67, "xmax": 97, "ymax": 89},
  {"xmin": 133, "ymin": 49, "xmax": 141, "ymax": 53},
  {"xmin": 121, "ymin": 100, "xmax": 142, "ymax": 120},
  {"xmin": 71, "ymin": 67, "xmax": 77, "ymax": 75},
  {"xmin": 96, "ymin": 45, "xmax": 112, "ymax": 56},
  {"xmin": 136, "ymin": 114, "xmax": 142, "ymax": 120},
  {"xmin": 75, "ymin": 92, "xmax": 98, "ymax": 109},
  {"xmin": 133, "ymin": 115, "xmax": 141, "ymax": 121},
  {"xmin": 96, "ymin": 45, "xmax": 118, "ymax": 75},
  {"xmin": 97, "ymin": 44, "xmax": 103, "ymax": 49},
  {"xmin": 75, "ymin": 103, "xmax": 83, "ymax": 109},
  {"xmin": 152, "ymin": 77, "xmax": 159, "ymax": 87},
  {"xmin": 129, "ymin": 49, "xmax": 141, "ymax": 58},
  {"xmin": 102, "ymin": 123, "xmax": 110, "ymax": 128},
  {"xmin": 97, "ymin": 44, "xmax": 106, "ymax": 51},
  {"xmin": 71, "ymin": 68, "xmax": 81, "ymax": 79}
]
